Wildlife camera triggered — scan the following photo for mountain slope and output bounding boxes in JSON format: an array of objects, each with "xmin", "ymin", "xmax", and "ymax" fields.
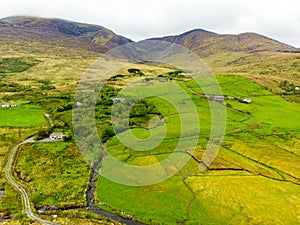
[
  {"xmin": 1, "ymin": 16, "xmax": 298, "ymax": 58},
  {"xmin": 0, "ymin": 16, "xmax": 132, "ymax": 56},
  {"xmin": 149, "ymin": 29, "xmax": 299, "ymax": 57},
  {"xmin": 1, "ymin": 16, "xmax": 300, "ymax": 86}
]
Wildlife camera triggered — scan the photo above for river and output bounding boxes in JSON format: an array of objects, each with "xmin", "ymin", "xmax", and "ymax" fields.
[{"xmin": 87, "ymin": 166, "xmax": 145, "ymax": 225}]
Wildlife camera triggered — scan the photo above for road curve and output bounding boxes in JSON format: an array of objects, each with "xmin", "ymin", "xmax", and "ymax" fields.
[{"xmin": 5, "ymin": 138, "xmax": 59, "ymax": 225}]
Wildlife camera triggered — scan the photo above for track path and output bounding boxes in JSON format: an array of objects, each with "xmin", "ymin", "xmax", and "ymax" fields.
[{"xmin": 5, "ymin": 138, "xmax": 58, "ymax": 225}]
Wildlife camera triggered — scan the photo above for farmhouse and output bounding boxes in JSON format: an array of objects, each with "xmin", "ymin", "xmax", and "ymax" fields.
[
  {"xmin": 1, "ymin": 102, "xmax": 10, "ymax": 108},
  {"xmin": 213, "ymin": 96, "xmax": 225, "ymax": 103},
  {"xmin": 207, "ymin": 95, "xmax": 225, "ymax": 103},
  {"xmin": 227, "ymin": 96, "xmax": 235, "ymax": 100},
  {"xmin": 111, "ymin": 97, "xmax": 125, "ymax": 103},
  {"xmin": 50, "ymin": 132, "xmax": 63, "ymax": 140},
  {"xmin": 1, "ymin": 103, "xmax": 20, "ymax": 108},
  {"xmin": 241, "ymin": 98, "xmax": 252, "ymax": 104}
]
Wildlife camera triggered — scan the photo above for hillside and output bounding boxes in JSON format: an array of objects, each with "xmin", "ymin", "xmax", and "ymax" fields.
[
  {"xmin": 150, "ymin": 29, "xmax": 299, "ymax": 57},
  {"xmin": 148, "ymin": 29, "xmax": 300, "ymax": 92},
  {"xmin": 1, "ymin": 16, "xmax": 300, "ymax": 93},
  {"xmin": 1, "ymin": 16, "xmax": 298, "ymax": 58},
  {"xmin": 0, "ymin": 16, "xmax": 299, "ymax": 225},
  {"xmin": 0, "ymin": 16, "xmax": 132, "ymax": 56}
]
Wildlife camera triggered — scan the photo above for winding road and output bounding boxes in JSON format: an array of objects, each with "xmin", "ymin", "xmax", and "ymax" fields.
[{"xmin": 5, "ymin": 138, "xmax": 58, "ymax": 225}]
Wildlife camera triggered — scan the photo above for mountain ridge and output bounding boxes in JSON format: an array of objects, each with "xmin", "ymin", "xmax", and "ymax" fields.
[
  {"xmin": 0, "ymin": 16, "xmax": 133, "ymax": 56},
  {"xmin": 0, "ymin": 16, "xmax": 299, "ymax": 57},
  {"xmin": 149, "ymin": 29, "xmax": 299, "ymax": 57}
]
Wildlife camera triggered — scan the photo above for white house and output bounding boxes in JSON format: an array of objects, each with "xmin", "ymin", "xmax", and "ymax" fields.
[
  {"xmin": 50, "ymin": 132, "xmax": 63, "ymax": 140},
  {"xmin": 213, "ymin": 96, "xmax": 225, "ymax": 103},
  {"xmin": 0, "ymin": 190, "xmax": 5, "ymax": 198},
  {"xmin": 1, "ymin": 103, "xmax": 10, "ymax": 108},
  {"xmin": 242, "ymin": 98, "xmax": 252, "ymax": 104},
  {"xmin": 111, "ymin": 97, "xmax": 125, "ymax": 103}
]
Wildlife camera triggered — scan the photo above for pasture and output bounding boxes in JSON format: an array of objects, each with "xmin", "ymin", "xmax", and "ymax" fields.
[
  {"xmin": 0, "ymin": 104, "xmax": 46, "ymax": 127},
  {"xmin": 96, "ymin": 74, "xmax": 300, "ymax": 224}
]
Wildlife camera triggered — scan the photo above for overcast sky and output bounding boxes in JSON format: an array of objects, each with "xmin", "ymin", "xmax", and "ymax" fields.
[{"xmin": 1, "ymin": 0, "xmax": 300, "ymax": 47}]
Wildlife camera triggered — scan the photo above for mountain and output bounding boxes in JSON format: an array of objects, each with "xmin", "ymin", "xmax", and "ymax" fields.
[
  {"xmin": 1, "ymin": 16, "xmax": 299, "ymax": 58},
  {"xmin": 1, "ymin": 16, "xmax": 300, "ymax": 79},
  {"xmin": 0, "ymin": 16, "xmax": 132, "ymax": 56},
  {"xmin": 149, "ymin": 29, "xmax": 299, "ymax": 57}
]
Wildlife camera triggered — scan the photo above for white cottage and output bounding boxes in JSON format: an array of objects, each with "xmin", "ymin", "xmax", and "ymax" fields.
[
  {"xmin": 1, "ymin": 103, "xmax": 10, "ymax": 108},
  {"xmin": 50, "ymin": 132, "xmax": 63, "ymax": 140},
  {"xmin": 242, "ymin": 98, "xmax": 252, "ymax": 104}
]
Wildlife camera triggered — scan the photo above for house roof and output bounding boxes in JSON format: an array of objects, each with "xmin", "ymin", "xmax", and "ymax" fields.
[
  {"xmin": 50, "ymin": 132, "xmax": 63, "ymax": 137},
  {"xmin": 213, "ymin": 96, "xmax": 224, "ymax": 99},
  {"xmin": 111, "ymin": 97, "xmax": 125, "ymax": 101},
  {"xmin": 243, "ymin": 98, "xmax": 252, "ymax": 102}
]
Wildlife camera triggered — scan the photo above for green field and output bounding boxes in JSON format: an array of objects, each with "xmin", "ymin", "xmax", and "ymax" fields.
[
  {"xmin": 15, "ymin": 142, "xmax": 90, "ymax": 208},
  {"xmin": 95, "ymin": 75, "xmax": 300, "ymax": 224},
  {"xmin": 1, "ymin": 17, "xmax": 300, "ymax": 224},
  {"xmin": 0, "ymin": 127, "xmax": 40, "ymax": 220},
  {"xmin": 1, "ymin": 63, "xmax": 300, "ymax": 224},
  {"xmin": 0, "ymin": 104, "xmax": 46, "ymax": 127}
]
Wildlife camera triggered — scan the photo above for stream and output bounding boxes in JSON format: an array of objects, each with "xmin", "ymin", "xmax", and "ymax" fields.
[{"xmin": 87, "ymin": 165, "xmax": 145, "ymax": 225}]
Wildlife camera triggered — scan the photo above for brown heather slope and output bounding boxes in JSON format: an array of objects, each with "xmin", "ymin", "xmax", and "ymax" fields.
[
  {"xmin": 0, "ymin": 16, "xmax": 132, "ymax": 57},
  {"xmin": 149, "ymin": 29, "xmax": 300, "ymax": 92},
  {"xmin": 150, "ymin": 29, "xmax": 299, "ymax": 57},
  {"xmin": 1, "ymin": 16, "xmax": 300, "ymax": 92}
]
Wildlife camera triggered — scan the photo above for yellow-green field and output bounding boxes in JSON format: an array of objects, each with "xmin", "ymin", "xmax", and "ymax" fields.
[
  {"xmin": 1, "ymin": 48, "xmax": 300, "ymax": 224},
  {"xmin": 0, "ymin": 105, "xmax": 46, "ymax": 127},
  {"xmin": 95, "ymin": 75, "xmax": 300, "ymax": 224}
]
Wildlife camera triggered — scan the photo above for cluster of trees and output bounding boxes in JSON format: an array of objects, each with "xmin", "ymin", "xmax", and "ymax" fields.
[
  {"xmin": 36, "ymin": 128, "xmax": 54, "ymax": 140},
  {"xmin": 157, "ymin": 70, "xmax": 187, "ymax": 81},
  {"xmin": 73, "ymin": 84, "xmax": 163, "ymax": 143},
  {"xmin": 129, "ymin": 99, "xmax": 161, "ymax": 118},
  {"xmin": 0, "ymin": 82, "xmax": 32, "ymax": 92},
  {"xmin": 56, "ymin": 102, "xmax": 74, "ymax": 112},
  {"xmin": 128, "ymin": 68, "xmax": 144, "ymax": 76},
  {"xmin": 108, "ymin": 74, "xmax": 125, "ymax": 81},
  {"xmin": 279, "ymin": 80, "xmax": 300, "ymax": 94},
  {"xmin": 0, "ymin": 57, "xmax": 40, "ymax": 74},
  {"xmin": 37, "ymin": 79, "xmax": 55, "ymax": 90}
]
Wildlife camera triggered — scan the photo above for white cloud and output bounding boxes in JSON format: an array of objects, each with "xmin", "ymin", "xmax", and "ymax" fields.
[{"xmin": 1, "ymin": 0, "xmax": 300, "ymax": 47}]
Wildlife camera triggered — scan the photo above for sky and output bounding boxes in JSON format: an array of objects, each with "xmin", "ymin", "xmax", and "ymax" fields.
[{"xmin": 1, "ymin": 0, "xmax": 300, "ymax": 47}]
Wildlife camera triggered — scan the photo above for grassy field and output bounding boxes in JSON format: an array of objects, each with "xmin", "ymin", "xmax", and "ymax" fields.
[
  {"xmin": 15, "ymin": 142, "xmax": 90, "ymax": 208},
  {"xmin": 0, "ymin": 127, "xmax": 40, "ymax": 219},
  {"xmin": 0, "ymin": 129, "xmax": 117, "ymax": 224},
  {"xmin": 0, "ymin": 104, "xmax": 46, "ymax": 127},
  {"xmin": 96, "ymin": 74, "xmax": 300, "ymax": 224},
  {"xmin": 1, "ymin": 51, "xmax": 299, "ymax": 224}
]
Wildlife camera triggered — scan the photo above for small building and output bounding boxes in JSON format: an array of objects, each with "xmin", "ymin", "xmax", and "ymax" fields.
[
  {"xmin": 242, "ymin": 98, "xmax": 252, "ymax": 104},
  {"xmin": 207, "ymin": 95, "xmax": 225, "ymax": 104},
  {"xmin": 50, "ymin": 132, "xmax": 63, "ymax": 140},
  {"xmin": 10, "ymin": 104, "xmax": 20, "ymax": 107},
  {"xmin": 1, "ymin": 103, "xmax": 10, "ymax": 108},
  {"xmin": 213, "ymin": 96, "xmax": 225, "ymax": 103},
  {"xmin": 111, "ymin": 97, "xmax": 125, "ymax": 103}
]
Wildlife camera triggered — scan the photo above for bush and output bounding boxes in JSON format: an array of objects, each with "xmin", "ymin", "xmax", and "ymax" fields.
[
  {"xmin": 40, "ymin": 84, "xmax": 56, "ymax": 90},
  {"xmin": 128, "ymin": 68, "xmax": 144, "ymax": 76},
  {"xmin": 36, "ymin": 128, "xmax": 53, "ymax": 140}
]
